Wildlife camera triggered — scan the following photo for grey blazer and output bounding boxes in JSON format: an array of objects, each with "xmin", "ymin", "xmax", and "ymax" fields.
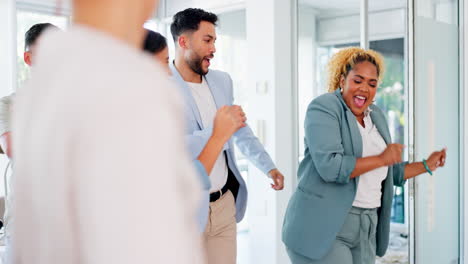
[{"xmin": 282, "ymin": 89, "xmax": 407, "ymax": 260}]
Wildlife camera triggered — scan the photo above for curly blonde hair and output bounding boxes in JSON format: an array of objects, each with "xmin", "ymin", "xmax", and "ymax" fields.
[{"xmin": 326, "ymin": 47, "xmax": 385, "ymax": 92}]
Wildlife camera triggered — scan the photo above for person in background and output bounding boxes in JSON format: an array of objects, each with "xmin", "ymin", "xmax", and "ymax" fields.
[
  {"xmin": 142, "ymin": 29, "xmax": 248, "ymax": 231},
  {"xmin": 170, "ymin": 8, "xmax": 285, "ymax": 264},
  {"xmin": 282, "ymin": 47, "xmax": 446, "ymax": 264},
  {"xmin": 0, "ymin": 22, "xmax": 59, "ymax": 264},
  {"xmin": 143, "ymin": 30, "xmax": 170, "ymax": 74},
  {"xmin": 0, "ymin": 23, "xmax": 59, "ymax": 157}
]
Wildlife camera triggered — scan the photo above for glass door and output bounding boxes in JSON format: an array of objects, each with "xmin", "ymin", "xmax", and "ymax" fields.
[{"xmin": 413, "ymin": 0, "xmax": 460, "ymax": 263}]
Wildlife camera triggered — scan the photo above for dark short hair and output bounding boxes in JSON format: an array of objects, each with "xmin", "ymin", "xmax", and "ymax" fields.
[
  {"xmin": 25, "ymin": 23, "xmax": 58, "ymax": 51},
  {"xmin": 170, "ymin": 8, "xmax": 218, "ymax": 42},
  {"xmin": 143, "ymin": 30, "xmax": 168, "ymax": 55}
]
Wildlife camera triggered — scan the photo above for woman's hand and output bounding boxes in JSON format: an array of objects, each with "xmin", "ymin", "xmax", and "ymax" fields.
[
  {"xmin": 426, "ymin": 148, "xmax": 447, "ymax": 171},
  {"xmin": 378, "ymin": 144, "xmax": 404, "ymax": 166}
]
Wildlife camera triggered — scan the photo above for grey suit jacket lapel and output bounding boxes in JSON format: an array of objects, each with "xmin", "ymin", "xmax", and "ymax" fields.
[
  {"xmin": 369, "ymin": 106, "xmax": 394, "ymax": 188},
  {"xmin": 369, "ymin": 105, "xmax": 391, "ymax": 144},
  {"xmin": 170, "ymin": 62, "xmax": 204, "ymax": 129}
]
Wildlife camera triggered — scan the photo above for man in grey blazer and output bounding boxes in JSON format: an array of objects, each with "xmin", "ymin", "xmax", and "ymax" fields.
[{"xmin": 170, "ymin": 8, "xmax": 285, "ymax": 264}]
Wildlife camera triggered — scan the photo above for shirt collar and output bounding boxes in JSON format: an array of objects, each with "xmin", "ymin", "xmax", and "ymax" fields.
[{"xmin": 364, "ymin": 107, "xmax": 372, "ymax": 117}]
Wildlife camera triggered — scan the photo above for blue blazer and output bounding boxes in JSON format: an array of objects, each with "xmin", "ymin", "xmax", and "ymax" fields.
[
  {"xmin": 282, "ymin": 89, "xmax": 407, "ymax": 260},
  {"xmin": 170, "ymin": 63, "xmax": 276, "ymax": 224}
]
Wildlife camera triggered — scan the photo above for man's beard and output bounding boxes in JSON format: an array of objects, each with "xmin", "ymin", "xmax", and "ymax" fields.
[{"xmin": 187, "ymin": 53, "xmax": 212, "ymax": 76}]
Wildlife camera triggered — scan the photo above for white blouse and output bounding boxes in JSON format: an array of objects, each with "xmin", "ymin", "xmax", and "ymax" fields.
[{"xmin": 352, "ymin": 109, "xmax": 389, "ymax": 209}]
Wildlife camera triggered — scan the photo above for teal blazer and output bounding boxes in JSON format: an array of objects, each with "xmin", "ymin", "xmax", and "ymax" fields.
[{"xmin": 282, "ymin": 89, "xmax": 407, "ymax": 260}]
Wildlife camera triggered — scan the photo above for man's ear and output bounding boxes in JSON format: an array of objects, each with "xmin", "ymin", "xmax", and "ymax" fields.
[
  {"xmin": 178, "ymin": 35, "xmax": 187, "ymax": 49},
  {"xmin": 24, "ymin": 52, "xmax": 33, "ymax": 66}
]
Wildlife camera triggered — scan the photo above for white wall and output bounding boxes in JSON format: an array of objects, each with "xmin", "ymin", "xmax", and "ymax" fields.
[
  {"xmin": 246, "ymin": 0, "xmax": 295, "ymax": 263},
  {"xmin": 297, "ymin": 6, "xmax": 316, "ymax": 158},
  {"xmin": 217, "ymin": 10, "xmax": 246, "ymax": 39}
]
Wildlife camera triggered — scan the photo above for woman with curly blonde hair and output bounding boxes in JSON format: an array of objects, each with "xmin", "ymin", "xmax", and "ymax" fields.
[{"xmin": 282, "ymin": 47, "xmax": 446, "ymax": 264}]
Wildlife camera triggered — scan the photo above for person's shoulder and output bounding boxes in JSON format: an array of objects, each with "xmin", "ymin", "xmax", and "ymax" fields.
[
  {"xmin": 310, "ymin": 92, "xmax": 342, "ymax": 111},
  {"xmin": 369, "ymin": 104, "xmax": 386, "ymax": 119},
  {"xmin": 0, "ymin": 93, "xmax": 15, "ymax": 104},
  {"xmin": 207, "ymin": 69, "xmax": 231, "ymax": 81},
  {"xmin": 304, "ymin": 91, "xmax": 348, "ymax": 122}
]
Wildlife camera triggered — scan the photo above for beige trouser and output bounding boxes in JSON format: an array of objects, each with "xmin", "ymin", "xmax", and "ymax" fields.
[{"xmin": 203, "ymin": 190, "xmax": 237, "ymax": 264}]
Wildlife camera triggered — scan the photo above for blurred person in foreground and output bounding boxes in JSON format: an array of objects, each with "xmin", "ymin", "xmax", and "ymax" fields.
[{"xmin": 11, "ymin": 0, "xmax": 206, "ymax": 263}]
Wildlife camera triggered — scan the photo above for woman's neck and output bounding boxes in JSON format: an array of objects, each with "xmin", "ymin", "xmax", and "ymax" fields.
[
  {"xmin": 73, "ymin": 0, "xmax": 148, "ymax": 49},
  {"xmin": 356, "ymin": 113, "xmax": 365, "ymax": 128}
]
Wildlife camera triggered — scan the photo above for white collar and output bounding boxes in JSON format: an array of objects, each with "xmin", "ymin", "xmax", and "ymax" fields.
[{"xmin": 364, "ymin": 107, "xmax": 372, "ymax": 117}]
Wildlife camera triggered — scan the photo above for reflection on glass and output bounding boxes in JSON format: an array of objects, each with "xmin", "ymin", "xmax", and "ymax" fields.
[
  {"xmin": 414, "ymin": 0, "xmax": 459, "ymax": 263},
  {"xmin": 416, "ymin": 0, "xmax": 458, "ymax": 25}
]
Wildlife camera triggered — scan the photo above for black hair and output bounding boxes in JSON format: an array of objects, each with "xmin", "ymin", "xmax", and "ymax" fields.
[
  {"xmin": 143, "ymin": 30, "xmax": 168, "ymax": 55},
  {"xmin": 170, "ymin": 8, "xmax": 218, "ymax": 42},
  {"xmin": 25, "ymin": 23, "xmax": 58, "ymax": 51}
]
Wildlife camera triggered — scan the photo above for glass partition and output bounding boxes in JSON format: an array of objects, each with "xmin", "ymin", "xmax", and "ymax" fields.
[{"xmin": 414, "ymin": 0, "xmax": 460, "ymax": 263}]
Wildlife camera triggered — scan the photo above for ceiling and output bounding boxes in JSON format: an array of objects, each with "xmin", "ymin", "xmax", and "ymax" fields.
[
  {"xmin": 298, "ymin": 0, "xmax": 406, "ymax": 17},
  {"xmin": 16, "ymin": 0, "xmax": 456, "ymax": 20}
]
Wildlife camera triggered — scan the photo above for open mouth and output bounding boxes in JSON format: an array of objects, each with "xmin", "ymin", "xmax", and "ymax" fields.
[
  {"xmin": 203, "ymin": 56, "xmax": 213, "ymax": 67},
  {"xmin": 353, "ymin": 95, "xmax": 367, "ymax": 108}
]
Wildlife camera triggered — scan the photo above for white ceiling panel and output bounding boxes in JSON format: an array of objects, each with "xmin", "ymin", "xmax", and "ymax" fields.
[
  {"xmin": 299, "ymin": 0, "xmax": 406, "ymax": 17},
  {"xmin": 165, "ymin": 0, "xmax": 245, "ymax": 18}
]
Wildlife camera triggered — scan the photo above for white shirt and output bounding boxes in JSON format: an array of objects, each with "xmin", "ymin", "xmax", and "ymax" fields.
[
  {"xmin": 11, "ymin": 25, "xmax": 205, "ymax": 264},
  {"xmin": 0, "ymin": 93, "xmax": 14, "ymax": 242},
  {"xmin": 0, "ymin": 93, "xmax": 14, "ymax": 136},
  {"xmin": 187, "ymin": 78, "xmax": 228, "ymax": 193},
  {"xmin": 352, "ymin": 109, "xmax": 388, "ymax": 209}
]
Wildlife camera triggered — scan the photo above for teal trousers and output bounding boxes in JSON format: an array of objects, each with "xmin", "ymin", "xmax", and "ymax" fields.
[{"xmin": 287, "ymin": 207, "xmax": 378, "ymax": 264}]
